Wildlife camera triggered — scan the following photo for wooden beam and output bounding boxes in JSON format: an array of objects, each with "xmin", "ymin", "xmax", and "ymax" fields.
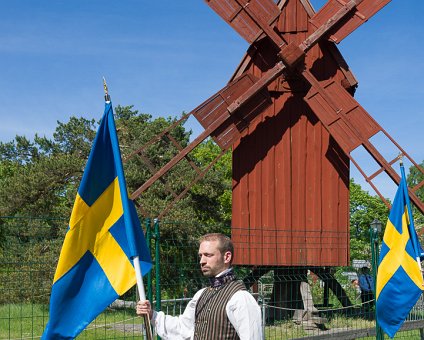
[
  {"xmin": 228, "ymin": 61, "xmax": 286, "ymax": 114},
  {"xmin": 130, "ymin": 106, "xmax": 231, "ymax": 199},
  {"xmin": 300, "ymin": 0, "xmax": 364, "ymax": 52}
]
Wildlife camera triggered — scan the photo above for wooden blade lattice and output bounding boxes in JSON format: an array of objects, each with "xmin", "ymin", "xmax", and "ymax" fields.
[
  {"xmin": 310, "ymin": 0, "xmax": 393, "ymax": 44},
  {"xmin": 303, "ymin": 69, "xmax": 424, "ymax": 213},
  {"xmin": 127, "ymin": 74, "xmax": 271, "ymax": 218},
  {"xmin": 205, "ymin": 0, "xmax": 282, "ymax": 45}
]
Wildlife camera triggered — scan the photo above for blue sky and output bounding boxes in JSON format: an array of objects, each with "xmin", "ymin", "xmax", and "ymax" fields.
[{"xmin": 0, "ymin": 0, "xmax": 423, "ymax": 200}]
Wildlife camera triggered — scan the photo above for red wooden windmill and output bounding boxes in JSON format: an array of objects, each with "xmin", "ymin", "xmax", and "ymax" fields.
[{"xmin": 127, "ymin": 0, "xmax": 424, "ymax": 303}]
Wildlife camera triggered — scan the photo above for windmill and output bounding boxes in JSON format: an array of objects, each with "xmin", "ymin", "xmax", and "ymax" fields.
[{"xmin": 127, "ymin": 0, "xmax": 424, "ymax": 320}]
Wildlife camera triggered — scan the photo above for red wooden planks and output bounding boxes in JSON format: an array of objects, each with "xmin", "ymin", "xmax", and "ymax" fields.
[
  {"xmin": 205, "ymin": 0, "xmax": 280, "ymax": 43},
  {"xmin": 310, "ymin": 0, "xmax": 393, "ymax": 44}
]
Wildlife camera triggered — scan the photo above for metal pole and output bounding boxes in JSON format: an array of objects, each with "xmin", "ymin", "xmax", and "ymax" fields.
[
  {"xmin": 262, "ymin": 302, "xmax": 266, "ymax": 340},
  {"xmin": 154, "ymin": 218, "xmax": 161, "ymax": 313},
  {"xmin": 370, "ymin": 224, "xmax": 384, "ymax": 340},
  {"xmin": 323, "ymin": 281, "xmax": 329, "ymax": 307},
  {"xmin": 146, "ymin": 218, "xmax": 153, "ymax": 303}
]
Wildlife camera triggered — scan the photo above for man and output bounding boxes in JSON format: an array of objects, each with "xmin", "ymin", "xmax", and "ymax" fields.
[
  {"xmin": 358, "ymin": 266, "xmax": 375, "ymax": 308},
  {"xmin": 136, "ymin": 233, "xmax": 262, "ymax": 339}
]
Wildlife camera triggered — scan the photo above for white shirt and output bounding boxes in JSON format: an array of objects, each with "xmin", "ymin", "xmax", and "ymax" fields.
[{"xmin": 151, "ymin": 286, "xmax": 262, "ymax": 339}]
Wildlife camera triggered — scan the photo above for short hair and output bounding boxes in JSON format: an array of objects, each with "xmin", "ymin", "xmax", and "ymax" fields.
[{"xmin": 199, "ymin": 233, "xmax": 234, "ymax": 258}]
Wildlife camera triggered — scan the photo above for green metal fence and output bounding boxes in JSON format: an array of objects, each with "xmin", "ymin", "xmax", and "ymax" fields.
[{"xmin": 1, "ymin": 216, "xmax": 424, "ymax": 339}]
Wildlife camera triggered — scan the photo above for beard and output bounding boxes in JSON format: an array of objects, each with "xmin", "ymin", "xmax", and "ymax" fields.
[
  {"xmin": 201, "ymin": 266, "xmax": 215, "ymax": 277},
  {"xmin": 201, "ymin": 261, "xmax": 226, "ymax": 277}
]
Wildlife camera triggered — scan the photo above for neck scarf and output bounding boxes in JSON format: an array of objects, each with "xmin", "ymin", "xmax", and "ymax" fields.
[{"xmin": 209, "ymin": 268, "xmax": 236, "ymax": 288}]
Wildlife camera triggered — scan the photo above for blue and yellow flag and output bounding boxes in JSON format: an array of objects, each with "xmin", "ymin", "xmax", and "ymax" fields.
[
  {"xmin": 376, "ymin": 163, "xmax": 423, "ymax": 338},
  {"xmin": 42, "ymin": 102, "xmax": 152, "ymax": 339}
]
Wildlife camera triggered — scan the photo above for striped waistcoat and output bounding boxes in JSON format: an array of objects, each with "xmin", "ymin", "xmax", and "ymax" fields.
[{"xmin": 194, "ymin": 280, "xmax": 246, "ymax": 340}]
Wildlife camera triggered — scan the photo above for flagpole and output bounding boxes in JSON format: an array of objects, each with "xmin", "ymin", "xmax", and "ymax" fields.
[
  {"xmin": 134, "ymin": 257, "xmax": 154, "ymax": 339},
  {"xmin": 103, "ymin": 78, "xmax": 153, "ymax": 340}
]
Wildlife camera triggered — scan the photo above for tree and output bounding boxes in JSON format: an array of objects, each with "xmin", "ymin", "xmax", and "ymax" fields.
[
  {"xmin": 0, "ymin": 117, "xmax": 97, "ymax": 218},
  {"xmin": 407, "ymin": 161, "xmax": 424, "ymax": 227},
  {"xmin": 349, "ymin": 179, "xmax": 389, "ymax": 260},
  {"xmin": 190, "ymin": 139, "xmax": 232, "ymax": 225},
  {"xmin": 0, "ymin": 105, "xmax": 233, "ymax": 235}
]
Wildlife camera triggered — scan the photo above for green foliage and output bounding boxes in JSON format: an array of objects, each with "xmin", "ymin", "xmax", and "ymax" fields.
[
  {"xmin": 0, "ymin": 106, "xmax": 231, "ymax": 226},
  {"xmin": 0, "ymin": 217, "xmax": 66, "ymax": 304},
  {"xmin": 349, "ymin": 179, "xmax": 389, "ymax": 260},
  {"xmin": 0, "ymin": 117, "xmax": 96, "ymax": 217},
  {"xmin": 190, "ymin": 139, "xmax": 232, "ymax": 225},
  {"xmin": 407, "ymin": 161, "xmax": 424, "ymax": 226}
]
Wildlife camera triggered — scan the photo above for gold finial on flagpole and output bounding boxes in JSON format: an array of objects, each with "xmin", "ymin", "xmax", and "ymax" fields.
[
  {"xmin": 103, "ymin": 77, "xmax": 111, "ymax": 102},
  {"xmin": 398, "ymin": 153, "xmax": 404, "ymax": 165}
]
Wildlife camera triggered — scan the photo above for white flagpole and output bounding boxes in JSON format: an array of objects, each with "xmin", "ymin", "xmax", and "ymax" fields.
[
  {"xmin": 134, "ymin": 256, "xmax": 146, "ymax": 300},
  {"xmin": 134, "ymin": 256, "xmax": 153, "ymax": 340}
]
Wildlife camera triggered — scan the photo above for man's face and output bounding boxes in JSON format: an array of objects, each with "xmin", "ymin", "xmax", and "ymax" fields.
[{"xmin": 198, "ymin": 240, "xmax": 231, "ymax": 277}]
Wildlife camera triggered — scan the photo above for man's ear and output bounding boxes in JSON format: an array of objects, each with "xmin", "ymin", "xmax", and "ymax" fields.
[{"xmin": 224, "ymin": 251, "xmax": 232, "ymax": 264}]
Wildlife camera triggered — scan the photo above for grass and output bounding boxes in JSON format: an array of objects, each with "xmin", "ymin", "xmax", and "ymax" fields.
[
  {"xmin": 0, "ymin": 303, "xmax": 144, "ymax": 339},
  {"xmin": 2, "ymin": 303, "xmax": 424, "ymax": 339},
  {"xmin": 0, "ymin": 303, "xmax": 49, "ymax": 339},
  {"xmin": 265, "ymin": 320, "xmax": 309, "ymax": 339}
]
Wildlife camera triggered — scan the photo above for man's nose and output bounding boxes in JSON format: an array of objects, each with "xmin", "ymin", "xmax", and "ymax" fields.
[{"xmin": 199, "ymin": 256, "xmax": 205, "ymax": 265}]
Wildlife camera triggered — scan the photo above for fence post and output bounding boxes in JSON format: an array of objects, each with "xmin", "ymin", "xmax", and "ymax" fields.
[
  {"xmin": 261, "ymin": 299, "xmax": 266, "ymax": 340},
  {"xmin": 154, "ymin": 218, "xmax": 161, "ymax": 314},
  {"xmin": 145, "ymin": 218, "xmax": 153, "ymax": 303},
  {"xmin": 370, "ymin": 219, "xmax": 384, "ymax": 340}
]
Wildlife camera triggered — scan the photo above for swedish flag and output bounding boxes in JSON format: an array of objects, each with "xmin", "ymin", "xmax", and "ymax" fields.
[
  {"xmin": 376, "ymin": 163, "xmax": 423, "ymax": 338},
  {"xmin": 42, "ymin": 102, "xmax": 152, "ymax": 339}
]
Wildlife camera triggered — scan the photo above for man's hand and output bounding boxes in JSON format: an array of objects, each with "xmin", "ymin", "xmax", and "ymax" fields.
[{"xmin": 136, "ymin": 300, "xmax": 153, "ymax": 319}]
